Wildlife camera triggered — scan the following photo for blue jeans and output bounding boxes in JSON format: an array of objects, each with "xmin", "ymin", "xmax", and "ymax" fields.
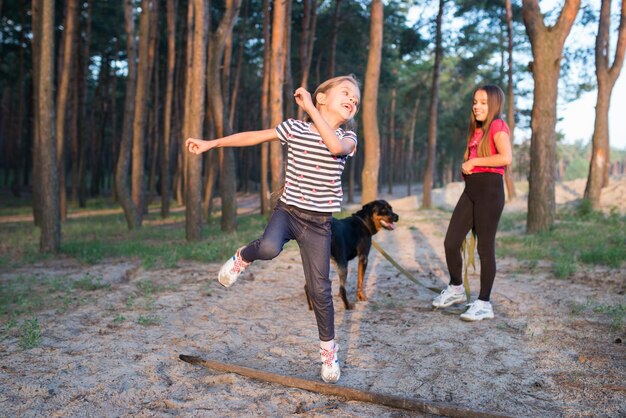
[{"xmin": 240, "ymin": 200, "xmax": 334, "ymax": 341}]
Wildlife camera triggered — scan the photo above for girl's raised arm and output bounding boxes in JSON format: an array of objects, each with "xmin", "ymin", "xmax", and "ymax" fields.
[{"xmin": 186, "ymin": 128, "xmax": 279, "ymax": 155}]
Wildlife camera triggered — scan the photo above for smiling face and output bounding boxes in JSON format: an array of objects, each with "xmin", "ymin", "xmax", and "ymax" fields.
[
  {"xmin": 472, "ymin": 89, "xmax": 489, "ymax": 123},
  {"xmin": 315, "ymin": 79, "xmax": 360, "ymax": 127}
]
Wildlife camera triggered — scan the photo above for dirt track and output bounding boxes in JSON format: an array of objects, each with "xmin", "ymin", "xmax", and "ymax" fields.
[{"xmin": 1, "ymin": 180, "xmax": 625, "ymax": 417}]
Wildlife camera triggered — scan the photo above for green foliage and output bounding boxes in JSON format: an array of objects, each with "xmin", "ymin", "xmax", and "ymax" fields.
[{"xmin": 498, "ymin": 209, "xmax": 626, "ymax": 276}]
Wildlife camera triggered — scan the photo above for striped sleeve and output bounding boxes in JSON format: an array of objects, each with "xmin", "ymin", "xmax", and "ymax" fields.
[
  {"xmin": 275, "ymin": 119, "xmax": 296, "ymax": 145},
  {"xmin": 342, "ymin": 130, "xmax": 358, "ymax": 157}
]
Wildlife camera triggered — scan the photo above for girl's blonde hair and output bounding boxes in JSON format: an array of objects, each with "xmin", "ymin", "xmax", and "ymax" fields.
[
  {"xmin": 463, "ymin": 84, "xmax": 505, "ymax": 161},
  {"xmin": 305, "ymin": 74, "xmax": 361, "ymax": 131}
]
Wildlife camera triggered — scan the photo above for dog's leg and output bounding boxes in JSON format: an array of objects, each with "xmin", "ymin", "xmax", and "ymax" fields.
[
  {"xmin": 304, "ymin": 284, "xmax": 314, "ymax": 311},
  {"xmin": 356, "ymin": 254, "xmax": 368, "ymax": 302},
  {"xmin": 336, "ymin": 263, "xmax": 352, "ymax": 310}
]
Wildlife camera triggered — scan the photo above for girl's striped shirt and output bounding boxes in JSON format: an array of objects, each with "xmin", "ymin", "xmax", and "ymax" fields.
[{"xmin": 275, "ymin": 119, "xmax": 357, "ymax": 213}]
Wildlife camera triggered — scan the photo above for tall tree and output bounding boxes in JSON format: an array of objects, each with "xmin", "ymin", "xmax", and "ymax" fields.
[
  {"xmin": 422, "ymin": 0, "xmax": 444, "ymax": 209},
  {"xmin": 33, "ymin": 0, "xmax": 60, "ymax": 252},
  {"xmin": 161, "ymin": 0, "xmax": 177, "ymax": 218},
  {"xmin": 269, "ymin": 0, "xmax": 287, "ymax": 199},
  {"xmin": 206, "ymin": 0, "xmax": 242, "ymax": 233},
  {"xmin": 297, "ymin": 0, "xmax": 317, "ymax": 120},
  {"xmin": 361, "ymin": 0, "xmax": 383, "ymax": 204},
  {"xmin": 584, "ymin": 0, "xmax": 626, "ymax": 209},
  {"xmin": 132, "ymin": 0, "xmax": 155, "ymax": 222},
  {"xmin": 387, "ymin": 80, "xmax": 396, "ymax": 194},
  {"xmin": 260, "ymin": 0, "xmax": 271, "ymax": 215},
  {"xmin": 56, "ymin": 0, "xmax": 79, "ymax": 219},
  {"xmin": 116, "ymin": 0, "xmax": 140, "ymax": 229},
  {"xmin": 522, "ymin": 0, "xmax": 580, "ymax": 233},
  {"xmin": 504, "ymin": 0, "xmax": 517, "ymax": 200},
  {"xmin": 328, "ymin": 0, "xmax": 342, "ymax": 78},
  {"xmin": 186, "ymin": 0, "xmax": 208, "ymax": 241}
]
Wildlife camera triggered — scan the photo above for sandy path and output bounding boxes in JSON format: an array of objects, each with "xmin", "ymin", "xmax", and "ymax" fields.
[{"xmin": 1, "ymin": 181, "xmax": 625, "ymax": 417}]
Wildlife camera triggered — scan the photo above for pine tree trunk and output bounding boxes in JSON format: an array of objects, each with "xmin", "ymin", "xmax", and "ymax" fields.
[
  {"xmin": 131, "ymin": 0, "xmax": 155, "ymax": 222},
  {"xmin": 31, "ymin": 0, "xmax": 42, "ymax": 226},
  {"xmin": 161, "ymin": 0, "xmax": 177, "ymax": 218},
  {"xmin": 406, "ymin": 96, "xmax": 420, "ymax": 196},
  {"xmin": 361, "ymin": 0, "xmax": 383, "ymax": 204},
  {"xmin": 503, "ymin": 0, "xmax": 517, "ymax": 200},
  {"xmin": 584, "ymin": 0, "xmax": 626, "ymax": 209},
  {"xmin": 116, "ymin": 0, "xmax": 140, "ymax": 229},
  {"xmin": 260, "ymin": 0, "xmax": 271, "ymax": 215},
  {"xmin": 328, "ymin": 0, "xmax": 341, "ymax": 78},
  {"xmin": 422, "ymin": 0, "xmax": 444, "ymax": 209},
  {"xmin": 186, "ymin": 0, "xmax": 208, "ymax": 241},
  {"xmin": 522, "ymin": 0, "xmax": 580, "ymax": 233},
  {"xmin": 35, "ymin": 0, "xmax": 60, "ymax": 253},
  {"xmin": 269, "ymin": 0, "xmax": 287, "ymax": 200},
  {"xmin": 297, "ymin": 0, "xmax": 317, "ymax": 120},
  {"xmin": 206, "ymin": 0, "xmax": 242, "ymax": 233},
  {"xmin": 56, "ymin": 0, "xmax": 78, "ymax": 220},
  {"xmin": 387, "ymin": 83, "xmax": 396, "ymax": 194}
]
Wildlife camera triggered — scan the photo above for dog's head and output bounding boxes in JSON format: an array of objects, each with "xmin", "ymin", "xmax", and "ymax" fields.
[{"xmin": 356, "ymin": 200, "xmax": 399, "ymax": 232}]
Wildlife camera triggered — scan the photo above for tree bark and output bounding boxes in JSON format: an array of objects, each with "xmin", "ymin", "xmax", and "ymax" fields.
[
  {"xmin": 522, "ymin": 0, "xmax": 580, "ymax": 232},
  {"xmin": 206, "ymin": 0, "xmax": 242, "ymax": 233},
  {"xmin": 55, "ymin": 0, "xmax": 79, "ymax": 220},
  {"xmin": 34, "ymin": 0, "xmax": 60, "ymax": 253},
  {"xmin": 422, "ymin": 0, "xmax": 444, "ymax": 209},
  {"xmin": 406, "ymin": 96, "xmax": 420, "ymax": 196},
  {"xmin": 584, "ymin": 0, "xmax": 626, "ymax": 209},
  {"xmin": 131, "ymin": 0, "xmax": 155, "ymax": 222},
  {"xmin": 116, "ymin": 0, "xmax": 140, "ymax": 229},
  {"xmin": 185, "ymin": 0, "xmax": 208, "ymax": 241},
  {"xmin": 387, "ymin": 82, "xmax": 396, "ymax": 194},
  {"xmin": 269, "ymin": 0, "xmax": 287, "ymax": 200},
  {"xmin": 360, "ymin": 0, "xmax": 383, "ymax": 205},
  {"xmin": 31, "ymin": 0, "xmax": 42, "ymax": 226},
  {"xmin": 260, "ymin": 0, "xmax": 271, "ymax": 215},
  {"xmin": 328, "ymin": 0, "xmax": 341, "ymax": 78},
  {"xmin": 297, "ymin": 0, "xmax": 317, "ymax": 120},
  {"xmin": 161, "ymin": 0, "xmax": 177, "ymax": 218},
  {"xmin": 503, "ymin": 0, "xmax": 517, "ymax": 200}
]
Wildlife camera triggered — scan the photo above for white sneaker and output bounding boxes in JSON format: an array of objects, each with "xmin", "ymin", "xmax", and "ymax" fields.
[
  {"xmin": 460, "ymin": 300, "xmax": 494, "ymax": 321},
  {"xmin": 218, "ymin": 247, "xmax": 251, "ymax": 288},
  {"xmin": 320, "ymin": 343, "xmax": 340, "ymax": 383},
  {"xmin": 432, "ymin": 285, "xmax": 467, "ymax": 308}
]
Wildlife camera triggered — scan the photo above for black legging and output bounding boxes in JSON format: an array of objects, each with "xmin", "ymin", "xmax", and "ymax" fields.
[{"xmin": 444, "ymin": 172, "xmax": 505, "ymax": 301}]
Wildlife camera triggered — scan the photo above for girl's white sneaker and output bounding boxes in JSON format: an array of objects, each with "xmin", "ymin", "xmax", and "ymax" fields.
[
  {"xmin": 218, "ymin": 247, "xmax": 251, "ymax": 287},
  {"xmin": 460, "ymin": 299, "xmax": 494, "ymax": 321},
  {"xmin": 432, "ymin": 285, "xmax": 467, "ymax": 308},
  {"xmin": 320, "ymin": 343, "xmax": 340, "ymax": 383}
]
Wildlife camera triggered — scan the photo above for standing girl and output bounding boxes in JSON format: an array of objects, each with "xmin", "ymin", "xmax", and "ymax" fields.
[
  {"xmin": 432, "ymin": 84, "xmax": 512, "ymax": 321},
  {"xmin": 185, "ymin": 75, "xmax": 360, "ymax": 382}
]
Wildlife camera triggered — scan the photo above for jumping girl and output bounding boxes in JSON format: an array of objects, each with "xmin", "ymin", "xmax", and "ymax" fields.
[
  {"xmin": 185, "ymin": 75, "xmax": 360, "ymax": 383},
  {"xmin": 432, "ymin": 84, "xmax": 512, "ymax": 321}
]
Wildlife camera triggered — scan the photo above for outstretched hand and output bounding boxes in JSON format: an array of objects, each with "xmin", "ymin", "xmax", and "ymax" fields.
[{"xmin": 294, "ymin": 87, "xmax": 315, "ymax": 115}]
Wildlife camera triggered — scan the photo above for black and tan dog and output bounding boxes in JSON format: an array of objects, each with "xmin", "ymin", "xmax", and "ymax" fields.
[{"xmin": 305, "ymin": 200, "xmax": 399, "ymax": 310}]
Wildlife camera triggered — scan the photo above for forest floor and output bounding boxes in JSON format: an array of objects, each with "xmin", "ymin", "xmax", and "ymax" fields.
[{"xmin": 1, "ymin": 178, "xmax": 625, "ymax": 417}]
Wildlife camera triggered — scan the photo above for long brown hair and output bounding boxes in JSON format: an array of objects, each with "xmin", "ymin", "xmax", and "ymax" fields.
[
  {"xmin": 304, "ymin": 74, "xmax": 361, "ymax": 131},
  {"xmin": 463, "ymin": 84, "xmax": 505, "ymax": 161}
]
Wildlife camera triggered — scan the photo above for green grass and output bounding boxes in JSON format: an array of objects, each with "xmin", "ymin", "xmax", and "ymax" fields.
[
  {"xmin": 498, "ymin": 206, "xmax": 626, "ymax": 277},
  {"xmin": 571, "ymin": 300, "xmax": 626, "ymax": 331},
  {"xmin": 0, "ymin": 209, "xmax": 266, "ymax": 269},
  {"xmin": 19, "ymin": 317, "xmax": 42, "ymax": 349}
]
